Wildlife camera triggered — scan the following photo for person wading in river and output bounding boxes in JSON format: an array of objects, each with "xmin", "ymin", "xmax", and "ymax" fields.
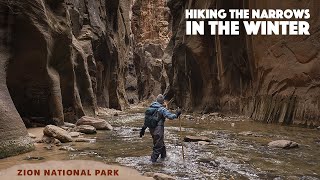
[{"xmin": 139, "ymin": 94, "xmax": 182, "ymax": 163}]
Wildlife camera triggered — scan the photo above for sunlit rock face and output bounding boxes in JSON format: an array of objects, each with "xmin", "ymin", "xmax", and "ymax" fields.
[
  {"xmin": 132, "ymin": 0, "xmax": 171, "ymax": 47},
  {"xmin": 168, "ymin": 0, "xmax": 320, "ymax": 126},
  {"xmin": 127, "ymin": 0, "xmax": 171, "ymax": 103}
]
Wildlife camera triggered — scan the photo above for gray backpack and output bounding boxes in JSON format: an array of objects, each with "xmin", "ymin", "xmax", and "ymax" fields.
[{"xmin": 144, "ymin": 107, "xmax": 161, "ymax": 128}]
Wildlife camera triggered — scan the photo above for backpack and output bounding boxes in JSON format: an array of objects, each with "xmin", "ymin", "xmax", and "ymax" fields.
[{"xmin": 144, "ymin": 107, "xmax": 161, "ymax": 128}]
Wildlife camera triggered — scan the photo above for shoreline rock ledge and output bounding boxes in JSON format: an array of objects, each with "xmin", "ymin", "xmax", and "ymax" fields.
[{"xmin": 43, "ymin": 125, "xmax": 73, "ymax": 143}]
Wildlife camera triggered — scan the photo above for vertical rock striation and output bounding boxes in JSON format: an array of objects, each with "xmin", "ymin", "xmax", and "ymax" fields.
[
  {"xmin": 0, "ymin": 0, "xmax": 132, "ymax": 158},
  {"xmin": 3, "ymin": 0, "xmax": 132, "ymax": 126},
  {"xmin": 167, "ymin": 0, "xmax": 320, "ymax": 126},
  {"xmin": 128, "ymin": 0, "xmax": 171, "ymax": 103}
]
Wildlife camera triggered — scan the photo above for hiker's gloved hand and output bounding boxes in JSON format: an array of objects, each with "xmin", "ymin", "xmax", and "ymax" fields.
[
  {"xmin": 139, "ymin": 127, "xmax": 146, "ymax": 137},
  {"xmin": 176, "ymin": 109, "xmax": 182, "ymax": 117}
]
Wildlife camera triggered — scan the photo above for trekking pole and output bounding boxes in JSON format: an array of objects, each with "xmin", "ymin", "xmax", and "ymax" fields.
[{"xmin": 179, "ymin": 115, "xmax": 185, "ymax": 160}]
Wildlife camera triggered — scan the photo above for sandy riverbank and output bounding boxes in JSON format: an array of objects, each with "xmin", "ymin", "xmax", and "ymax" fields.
[
  {"xmin": 0, "ymin": 160, "xmax": 151, "ymax": 180},
  {"xmin": 0, "ymin": 128, "xmax": 151, "ymax": 180}
]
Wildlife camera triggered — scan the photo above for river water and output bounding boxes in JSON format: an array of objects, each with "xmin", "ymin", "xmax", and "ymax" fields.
[{"xmin": 0, "ymin": 111, "xmax": 319, "ymax": 179}]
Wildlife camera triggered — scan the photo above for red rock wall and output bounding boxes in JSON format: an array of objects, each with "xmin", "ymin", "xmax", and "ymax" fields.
[
  {"xmin": 2, "ymin": 0, "xmax": 132, "ymax": 126},
  {"xmin": 167, "ymin": 0, "xmax": 320, "ymax": 126},
  {"xmin": 127, "ymin": 0, "xmax": 171, "ymax": 103},
  {"xmin": 0, "ymin": 3, "xmax": 34, "ymax": 158},
  {"xmin": 243, "ymin": 0, "xmax": 320, "ymax": 126},
  {"xmin": 132, "ymin": 0, "xmax": 171, "ymax": 47}
]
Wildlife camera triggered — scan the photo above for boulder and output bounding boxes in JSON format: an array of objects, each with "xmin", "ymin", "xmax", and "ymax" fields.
[
  {"xmin": 73, "ymin": 125, "xmax": 96, "ymax": 134},
  {"xmin": 39, "ymin": 135, "xmax": 62, "ymax": 145},
  {"xmin": 69, "ymin": 132, "xmax": 81, "ymax": 137},
  {"xmin": 184, "ymin": 135, "xmax": 211, "ymax": 142},
  {"xmin": 43, "ymin": 125, "xmax": 73, "ymax": 143},
  {"xmin": 317, "ymin": 126, "xmax": 320, "ymax": 130},
  {"xmin": 28, "ymin": 133, "xmax": 36, "ymax": 139},
  {"xmin": 76, "ymin": 116, "xmax": 113, "ymax": 130},
  {"xmin": 268, "ymin": 140, "xmax": 299, "ymax": 149},
  {"xmin": 64, "ymin": 122, "xmax": 76, "ymax": 128},
  {"xmin": 144, "ymin": 172, "xmax": 175, "ymax": 180}
]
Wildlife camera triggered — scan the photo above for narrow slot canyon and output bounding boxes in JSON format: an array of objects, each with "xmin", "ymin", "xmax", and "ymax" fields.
[{"xmin": 0, "ymin": 0, "xmax": 320, "ymax": 179}]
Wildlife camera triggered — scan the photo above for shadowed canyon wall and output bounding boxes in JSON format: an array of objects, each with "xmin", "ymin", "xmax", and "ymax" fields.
[
  {"xmin": 0, "ymin": 4, "xmax": 34, "ymax": 158},
  {"xmin": 168, "ymin": 0, "xmax": 320, "ymax": 126},
  {"xmin": 0, "ymin": 0, "xmax": 131, "ymax": 157},
  {"xmin": 3, "ymin": 0, "xmax": 132, "ymax": 125}
]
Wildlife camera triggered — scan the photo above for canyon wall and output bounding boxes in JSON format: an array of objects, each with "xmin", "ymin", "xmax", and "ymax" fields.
[
  {"xmin": 0, "ymin": 4, "xmax": 34, "ymax": 158},
  {"xmin": 168, "ymin": 0, "xmax": 320, "ymax": 126},
  {"xmin": 126, "ymin": 0, "xmax": 171, "ymax": 103},
  {"xmin": 0, "ymin": 0, "xmax": 132, "ymax": 157},
  {"xmin": 3, "ymin": 0, "xmax": 132, "ymax": 125}
]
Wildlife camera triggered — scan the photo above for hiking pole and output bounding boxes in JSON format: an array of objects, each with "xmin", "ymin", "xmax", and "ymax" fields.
[{"xmin": 179, "ymin": 114, "xmax": 185, "ymax": 160}]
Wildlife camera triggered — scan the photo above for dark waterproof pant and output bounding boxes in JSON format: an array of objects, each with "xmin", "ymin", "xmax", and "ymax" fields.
[{"xmin": 149, "ymin": 125, "xmax": 166, "ymax": 162}]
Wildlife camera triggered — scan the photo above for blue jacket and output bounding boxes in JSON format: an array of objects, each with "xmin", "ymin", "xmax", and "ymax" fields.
[
  {"xmin": 150, "ymin": 102, "xmax": 177, "ymax": 120},
  {"xmin": 141, "ymin": 101, "xmax": 177, "ymax": 127}
]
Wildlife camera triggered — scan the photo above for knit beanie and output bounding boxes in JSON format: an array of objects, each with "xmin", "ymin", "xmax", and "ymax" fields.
[{"xmin": 156, "ymin": 94, "xmax": 165, "ymax": 104}]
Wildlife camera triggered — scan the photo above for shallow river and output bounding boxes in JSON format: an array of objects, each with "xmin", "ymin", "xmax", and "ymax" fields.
[{"xmin": 1, "ymin": 111, "xmax": 320, "ymax": 179}]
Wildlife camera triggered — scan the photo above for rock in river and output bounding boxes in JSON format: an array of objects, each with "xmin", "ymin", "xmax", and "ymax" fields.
[
  {"xmin": 39, "ymin": 135, "xmax": 62, "ymax": 145},
  {"xmin": 43, "ymin": 125, "xmax": 73, "ymax": 143},
  {"xmin": 64, "ymin": 122, "xmax": 76, "ymax": 128},
  {"xmin": 73, "ymin": 125, "xmax": 97, "ymax": 134},
  {"xmin": 69, "ymin": 132, "xmax": 81, "ymax": 137},
  {"xmin": 76, "ymin": 116, "xmax": 113, "ymax": 130},
  {"xmin": 28, "ymin": 133, "xmax": 36, "ymax": 139},
  {"xmin": 268, "ymin": 140, "xmax": 299, "ymax": 149},
  {"xmin": 184, "ymin": 135, "xmax": 211, "ymax": 142}
]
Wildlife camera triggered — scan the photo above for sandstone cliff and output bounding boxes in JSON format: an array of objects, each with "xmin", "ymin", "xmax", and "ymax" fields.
[
  {"xmin": 3, "ymin": 0, "xmax": 132, "ymax": 125},
  {"xmin": 126, "ymin": 0, "xmax": 171, "ymax": 103},
  {"xmin": 0, "ymin": 0, "xmax": 132, "ymax": 157},
  {"xmin": 167, "ymin": 0, "xmax": 320, "ymax": 126}
]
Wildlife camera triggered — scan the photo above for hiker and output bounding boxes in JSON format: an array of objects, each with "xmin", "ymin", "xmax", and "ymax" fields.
[{"xmin": 139, "ymin": 94, "xmax": 182, "ymax": 163}]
